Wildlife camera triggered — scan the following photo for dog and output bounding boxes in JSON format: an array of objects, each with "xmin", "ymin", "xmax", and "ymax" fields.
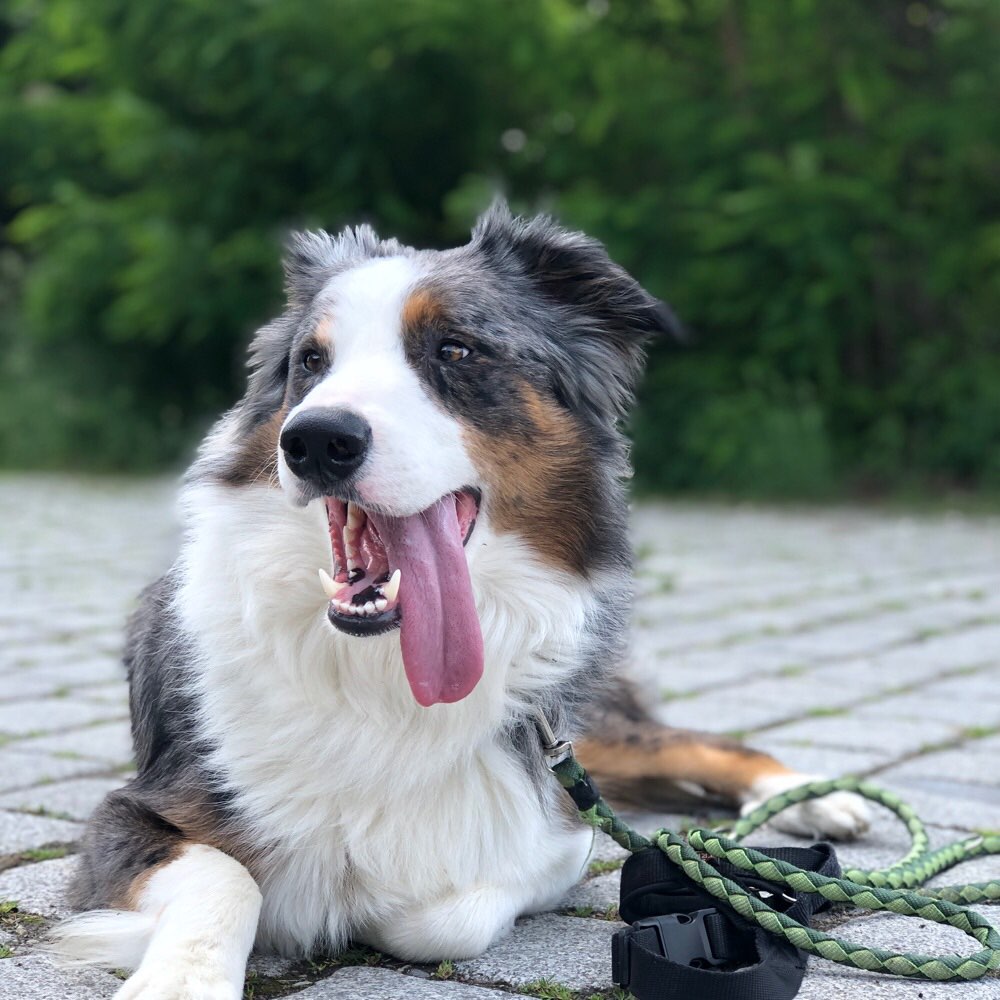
[{"xmin": 54, "ymin": 203, "xmax": 868, "ymax": 998}]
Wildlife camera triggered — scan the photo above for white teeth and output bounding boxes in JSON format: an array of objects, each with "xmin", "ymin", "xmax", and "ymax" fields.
[
  {"xmin": 318, "ymin": 568, "xmax": 343, "ymax": 600},
  {"xmin": 383, "ymin": 569, "xmax": 401, "ymax": 603},
  {"xmin": 343, "ymin": 507, "xmax": 362, "ymax": 574},
  {"xmin": 347, "ymin": 502, "xmax": 363, "ymax": 530},
  {"xmin": 331, "ymin": 597, "xmax": 387, "ymax": 618}
]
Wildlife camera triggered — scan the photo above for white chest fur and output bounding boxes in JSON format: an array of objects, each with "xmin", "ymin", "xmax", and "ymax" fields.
[{"xmin": 174, "ymin": 483, "xmax": 595, "ymax": 958}]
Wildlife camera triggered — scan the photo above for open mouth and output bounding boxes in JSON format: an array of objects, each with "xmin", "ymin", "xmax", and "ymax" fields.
[{"xmin": 318, "ymin": 489, "xmax": 484, "ymax": 706}]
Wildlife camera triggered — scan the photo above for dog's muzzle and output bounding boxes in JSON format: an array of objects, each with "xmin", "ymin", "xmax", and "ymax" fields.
[{"xmin": 280, "ymin": 407, "xmax": 371, "ymax": 490}]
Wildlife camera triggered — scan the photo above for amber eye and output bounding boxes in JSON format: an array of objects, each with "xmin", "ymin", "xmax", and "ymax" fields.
[
  {"xmin": 438, "ymin": 340, "xmax": 471, "ymax": 363},
  {"xmin": 302, "ymin": 350, "xmax": 324, "ymax": 374}
]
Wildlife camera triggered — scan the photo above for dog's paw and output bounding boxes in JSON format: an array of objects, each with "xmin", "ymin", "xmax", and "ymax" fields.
[
  {"xmin": 741, "ymin": 772, "xmax": 871, "ymax": 841},
  {"xmin": 361, "ymin": 885, "xmax": 517, "ymax": 962},
  {"xmin": 113, "ymin": 962, "xmax": 239, "ymax": 1000}
]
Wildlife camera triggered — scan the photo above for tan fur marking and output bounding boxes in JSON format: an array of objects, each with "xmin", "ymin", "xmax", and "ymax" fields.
[
  {"xmin": 313, "ymin": 314, "xmax": 334, "ymax": 348},
  {"xmin": 465, "ymin": 383, "xmax": 593, "ymax": 573},
  {"xmin": 576, "ymin": 735, "xmax": 793, "ymax": 805},
  {"xmin": 219, "ymin": 404, "xmax": 289, "ymax": 488},
  {"xmin": 119, "ymin": 840, "xmax": 185, "ymax": 909},
  {"xmin": 162, "ymin": 798, "xmax": 268, "ymax": 886},
  {"xmin": 400, "ymin": 288, "xmax": 445, "ymax": 335}
]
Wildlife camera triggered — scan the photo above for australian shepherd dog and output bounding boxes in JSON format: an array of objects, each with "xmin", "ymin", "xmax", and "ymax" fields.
[{"xmin": 54, "ymin": 204, "xmax": 868, "ymax": 998}]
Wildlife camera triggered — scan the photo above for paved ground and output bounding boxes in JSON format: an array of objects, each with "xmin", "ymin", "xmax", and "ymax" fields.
[{"xmin": 2, "ymin": 474, "xmax": 999, "ymax": 998}]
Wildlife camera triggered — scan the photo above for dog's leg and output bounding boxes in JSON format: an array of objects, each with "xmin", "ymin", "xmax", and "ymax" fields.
[
  {"xmin": 53, "ymin": 792, "xmax": 262, "ymax": 1000},
  {"xmin": 578, "ymin": 680, "xmax": 869, "ymax": 840},
  {"xmin": 112, "ymin": 844, "xmax": 262, "ymax": 1000}
]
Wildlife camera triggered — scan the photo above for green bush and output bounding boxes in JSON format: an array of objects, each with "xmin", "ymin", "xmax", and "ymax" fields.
[{"xmin": 1, "ymin": 0, "xmax": 999, "ymax": 495}]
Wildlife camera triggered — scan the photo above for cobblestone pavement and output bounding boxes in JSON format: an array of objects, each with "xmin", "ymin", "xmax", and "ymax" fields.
[{"xmin": 2, "ymin": 474, "xmax": 999, "ymax": 998}]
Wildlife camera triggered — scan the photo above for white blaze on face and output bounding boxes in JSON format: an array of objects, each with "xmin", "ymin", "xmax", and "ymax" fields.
[{"xmin": 277, "ymin": 256, "xmax": 478, "ymax": 514}]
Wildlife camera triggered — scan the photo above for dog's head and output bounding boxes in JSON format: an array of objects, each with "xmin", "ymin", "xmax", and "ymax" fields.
[{"xmin": 210, "ymin": 202, "xmax": 677, "ymax": 707}]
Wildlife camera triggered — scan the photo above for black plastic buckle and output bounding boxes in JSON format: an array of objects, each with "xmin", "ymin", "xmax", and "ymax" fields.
[{"xmin": 612, "ymin": 907, "xmax": 727, "ymax": 987}]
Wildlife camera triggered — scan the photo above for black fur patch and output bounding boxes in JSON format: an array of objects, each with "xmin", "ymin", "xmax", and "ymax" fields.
[{"xmin": 71, "ymin": 572, "xmax": 240, "ymax": 909}]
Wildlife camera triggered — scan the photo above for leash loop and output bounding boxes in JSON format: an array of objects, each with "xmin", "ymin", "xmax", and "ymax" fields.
[{"xmin": 546, "ymin": 745, "xmax": 1000, "ymax": 986}]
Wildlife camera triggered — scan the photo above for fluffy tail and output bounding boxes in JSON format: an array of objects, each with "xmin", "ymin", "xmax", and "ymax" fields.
[{"xmin": 47, "ymin": 909, "xmax": 155, "ymax": 970}]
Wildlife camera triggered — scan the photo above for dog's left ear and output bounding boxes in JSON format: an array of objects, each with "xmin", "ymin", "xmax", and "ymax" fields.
[{"xmin": 472, "ymin": 201, "xmax": 681, "ymax": 422}]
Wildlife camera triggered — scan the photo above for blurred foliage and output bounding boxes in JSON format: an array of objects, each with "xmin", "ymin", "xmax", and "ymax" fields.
[{"xmin": 1, "ymin": 0, "xmax": 999, "ymax": 494}]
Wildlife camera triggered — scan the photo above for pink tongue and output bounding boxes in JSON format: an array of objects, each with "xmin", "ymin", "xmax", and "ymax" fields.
[{"xmin": 371, "ymin": 497, "xmax": 484, "ymax": 707}]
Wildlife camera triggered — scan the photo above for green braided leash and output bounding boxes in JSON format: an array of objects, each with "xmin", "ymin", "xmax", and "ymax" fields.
[{"xmin": 553, "ymin": 756, "xmax": 1000, "ymax": 981}]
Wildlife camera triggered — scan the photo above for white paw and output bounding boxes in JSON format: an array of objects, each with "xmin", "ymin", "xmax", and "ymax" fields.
[
  {"xmin": 741, "ymin": 773, "xmax": 871, "ymax": 841},
  {"xmin": 360, "ymin": 886, "xmax": 517, "ymax": 962},
  {"xmin": 113, "ymin": 960, "xmax": 240, "ymax": 1000}
]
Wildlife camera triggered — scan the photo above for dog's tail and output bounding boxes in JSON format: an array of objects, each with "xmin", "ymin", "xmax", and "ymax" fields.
[{"xmin": 47, "ymin": 909, "xmax": 155, "ymax": 970}]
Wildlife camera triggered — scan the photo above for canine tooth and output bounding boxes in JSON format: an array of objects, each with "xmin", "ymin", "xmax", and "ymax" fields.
[
  {"xmin": 375, "ymin": 598, "xmax": 387, "ymax": 612},
  {"xmin": 383, "ymin": 569, "xmax": 401, "ymax": 602},
  {"xmin": 318, "ymin": 568, "xmax": 343, "ymax": 600}
]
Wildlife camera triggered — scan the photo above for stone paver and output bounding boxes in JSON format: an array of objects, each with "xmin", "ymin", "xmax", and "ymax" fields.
[
  {"xmin": 0, "ymin": 811, "xmax": 82, "ymax": 855},
  {"xmin": 2, "ymin": 476, "xmax": 999, "ymax": 998},
  {"xmin": 0, "ymin": 777, "xmax": 126, "ymax": 822},
  {"xmin": 13, "ymin": 722, "xmax": 135, "ymax": 766},
  {"xmin": 0, "ymin": 856, "xmax": 78, "ymax": 919},
  {"xmin": 455, "ymin": 913, "xmax": 623, "ymax": 991},
  {"xmin": 761, "ymin": 714, "xmax": 962, "ymax": 757},
  {"xmin": 559, "ymin": 871, "xmax": 620, "ymax": 913},
  {"xmin": 0, "ymin": 954, "xmax": 121, "ymax": 997},
  {"xmin": 0, "ymin": 750, "xmax": 112, "ymax": 794},
  {"xmin": 293, "ymin": 967, "xmax": 514, "ymax": 998},
  {"xmin": 0, "ymin": 700, "xmax": 124, "ymax": 739},
  {"xmin": 877, "ymin": 747, "xmax": 1000, "ymax": 787}
]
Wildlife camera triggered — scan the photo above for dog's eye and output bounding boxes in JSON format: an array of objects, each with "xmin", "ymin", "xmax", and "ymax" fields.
[
  {"xmin": 438, "ymin": 340, "xmax": 471, "ymax": 363},
  {"xmin": 301, "ymin": 350, "xmax": 324, "ymax": 374}
]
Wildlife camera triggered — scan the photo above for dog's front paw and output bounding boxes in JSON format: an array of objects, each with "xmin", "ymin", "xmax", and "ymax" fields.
[
  {"xmin": 113, "ymin": 962, "xmax": 239, "ymax": 1000},
  {"xmin": 741, "ymin": 772, "xmax": 871, "ymax": 841}
]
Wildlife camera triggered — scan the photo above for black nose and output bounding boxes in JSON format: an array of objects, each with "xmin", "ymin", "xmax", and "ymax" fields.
[{"xmin": 280, "ymin": 408, "xmax": 372, "ymax": 486}]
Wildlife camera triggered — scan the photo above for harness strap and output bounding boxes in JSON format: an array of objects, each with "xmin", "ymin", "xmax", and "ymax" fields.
[
  {"xmin": 613, "ymin": 843, "xmax": 840, "ymax": 999},
  {"xmin": 537, "ymin": 718, "xmax": 1000, "ymax": 996}
]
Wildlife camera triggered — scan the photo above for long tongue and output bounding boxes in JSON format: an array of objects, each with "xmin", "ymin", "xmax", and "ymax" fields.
[{"xmin": 371, "ymin": 497, "xmax": 484, "ymax": 707}]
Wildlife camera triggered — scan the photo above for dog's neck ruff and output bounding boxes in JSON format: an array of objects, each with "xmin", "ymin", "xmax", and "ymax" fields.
[
  {"xmin": 177, "ymin": 482, "xmax": 597, "ymax": 762},
  {"xmin": 174, "ymin": 479, "xmax": 601, "ymax": 951}
]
